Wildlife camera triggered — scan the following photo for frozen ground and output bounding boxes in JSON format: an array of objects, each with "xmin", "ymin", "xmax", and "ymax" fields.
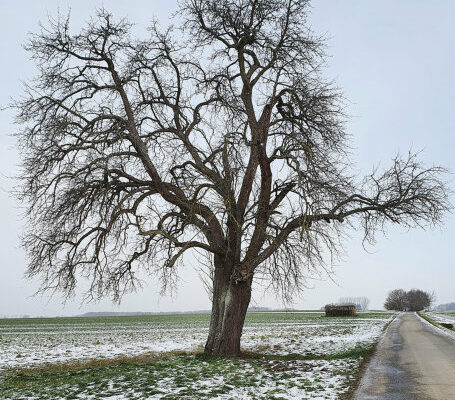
[
  {"xmin": 0, "ymin": 312, "xmax": 394, "ymax": 399},
  {"xmin": 0, "ymin": 314, "xmax": 207, "ymax": 371},
  {"xmin": 426, "ymin": 312, "xmax": 455, "ymax": 339},
  {"xmin": 0, "ymin": 312, "xmax": 392, "ymax": 371},
  {"xmin": 427, "ymin": 312, "xmax": 455, "ymax": 324},
  {"xmin": 1, "ymin": 356, "xmax": 362, "ymax": 400}
]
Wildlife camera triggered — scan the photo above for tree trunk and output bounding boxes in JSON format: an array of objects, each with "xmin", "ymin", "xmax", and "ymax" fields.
[{"xmin": 204, "ymin": 259, "xmax": 252, "ymax": 356}]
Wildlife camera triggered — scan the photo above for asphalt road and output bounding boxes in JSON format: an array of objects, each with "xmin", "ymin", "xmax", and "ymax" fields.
[{"xmin": 354, "ymin": 312, "xmax": 455, "ymax": 400}]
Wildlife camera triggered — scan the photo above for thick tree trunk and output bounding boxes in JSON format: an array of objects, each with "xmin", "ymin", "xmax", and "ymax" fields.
[{"xmin": 204, "ymin": 259, "xmax": 252, "ymax": 356}]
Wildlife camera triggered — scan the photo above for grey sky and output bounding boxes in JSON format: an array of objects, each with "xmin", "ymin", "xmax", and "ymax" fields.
[{"xmin": 1, "ymin": 1, "xmax": 454, "ymax": 316}]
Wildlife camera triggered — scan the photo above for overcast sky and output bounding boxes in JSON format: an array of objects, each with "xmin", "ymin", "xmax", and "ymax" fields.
[{"xmin": 1, "ymin": 1, "xmax": 454, "ymax": 317}]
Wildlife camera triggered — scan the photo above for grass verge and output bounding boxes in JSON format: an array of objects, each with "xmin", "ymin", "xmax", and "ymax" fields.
[
  {"xmin": 417, "ymin": 311, "xmax": 438, "ymax": 326},
  {"xmin": 0, "ymin": 345, "xmax": 372, "ymax": 400},
  {"xmin": 196, "ymin": 344, "xmax": 376, "ymax": 363}
]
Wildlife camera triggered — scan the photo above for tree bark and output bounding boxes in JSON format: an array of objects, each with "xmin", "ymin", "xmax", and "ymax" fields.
[{"xmin": 204, "ymin": 258, "xmax": 252, "ymax": 356}]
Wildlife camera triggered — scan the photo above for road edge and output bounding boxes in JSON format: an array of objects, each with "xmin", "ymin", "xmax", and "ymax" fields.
[
  {"xmin": 340, "ymin": 313, "xmax": 398, "ymax": 400},
  {"xmin": 416, "ymin": 312, "xmax": 455, "ymax": 342}
]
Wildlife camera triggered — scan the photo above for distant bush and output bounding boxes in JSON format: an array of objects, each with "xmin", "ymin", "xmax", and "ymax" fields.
[{"xmin": 325, "ymin": 304, "xmax": 356, "ymax": 317}]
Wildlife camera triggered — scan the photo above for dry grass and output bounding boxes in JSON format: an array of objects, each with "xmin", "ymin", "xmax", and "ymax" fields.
[{"xmin": 1, "ymin": 349, "xmax": 199, "ymax": 376}]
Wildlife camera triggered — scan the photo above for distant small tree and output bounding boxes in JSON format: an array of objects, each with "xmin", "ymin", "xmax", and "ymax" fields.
[
  {"xmin": 384, "ymin": 289, "xmax": 408, "ymax": 311},
  {"xmin": 338, "ymin": 296, "xmax": 370, "ymax": 311},
  {"xmin": 359, "ymin": 297, "xmax": 370, "ymax": 312},
  {"xmin": 407, "ymin": 289, "xmax": 434, "ymax": 311}
]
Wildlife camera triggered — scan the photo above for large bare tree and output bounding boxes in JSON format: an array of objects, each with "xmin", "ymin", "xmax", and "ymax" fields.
[{"xmin": 15, "ymin": 0, "xmax": 450, "ymax": 356}]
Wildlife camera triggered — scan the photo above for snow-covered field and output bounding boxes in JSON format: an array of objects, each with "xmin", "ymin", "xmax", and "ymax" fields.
[
  {"xmin": 0, "ymin": 314, "xmax": 207, "ymax": 371},
  {"xmin": 0, "ymin": 312, "xmax": 391, "ymax": 371},
  {"xmin": 427, "ymin": 312, "xmax": 455, "ymax": 324},
  {"xmin": 426, "ymin": 312, "xmax": 455, "ymax": 339},
  {"xmin": 0, "ymin": 312, "xmax": 394, "ymax": 399}
]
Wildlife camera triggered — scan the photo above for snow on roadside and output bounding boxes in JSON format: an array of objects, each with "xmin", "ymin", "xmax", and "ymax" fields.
[{"xmin": 424, "ymin": 312, "xmax": 455, "ymax": 340}]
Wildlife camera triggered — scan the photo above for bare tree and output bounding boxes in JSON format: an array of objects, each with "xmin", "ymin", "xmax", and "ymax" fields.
[
  {"xmin": 339, "ymin": 296, "xmax": 370, "ymax": 311},
  {"xmin": 14, "ymin": 1, "xmax": 450, "ymax": 356},
  {"xmin": 384, "ymin": 289, "xmax": 409, "ymax": 311},
  {"xmin": 359, "ymin": 297, "xmax": 370, "ymax": 312},
  {"xmin": 384, "ymin": 289, "xmax": 434, "ymax": 311},
  {"xmin": 407, "ymin": 289, "xmax": 434, "ymax": 311}
]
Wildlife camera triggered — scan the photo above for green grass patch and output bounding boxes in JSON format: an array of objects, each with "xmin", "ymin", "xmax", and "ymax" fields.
[
  {"xmin": 417, "ymin": 312, "xmax": 438, "ymax": 326},
  {"xmin": 241, "ymin": 343, "xmax": 375, "ymax": 362},
  {"xmin": 0, "ymin": 354, "xmax": 346, "ymax": 400}
]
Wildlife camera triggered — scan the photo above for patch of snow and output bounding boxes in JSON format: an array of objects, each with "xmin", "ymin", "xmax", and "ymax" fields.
[{"xmin": 419, "ymin": 312, "xmax": 455, "ymax": 340}]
